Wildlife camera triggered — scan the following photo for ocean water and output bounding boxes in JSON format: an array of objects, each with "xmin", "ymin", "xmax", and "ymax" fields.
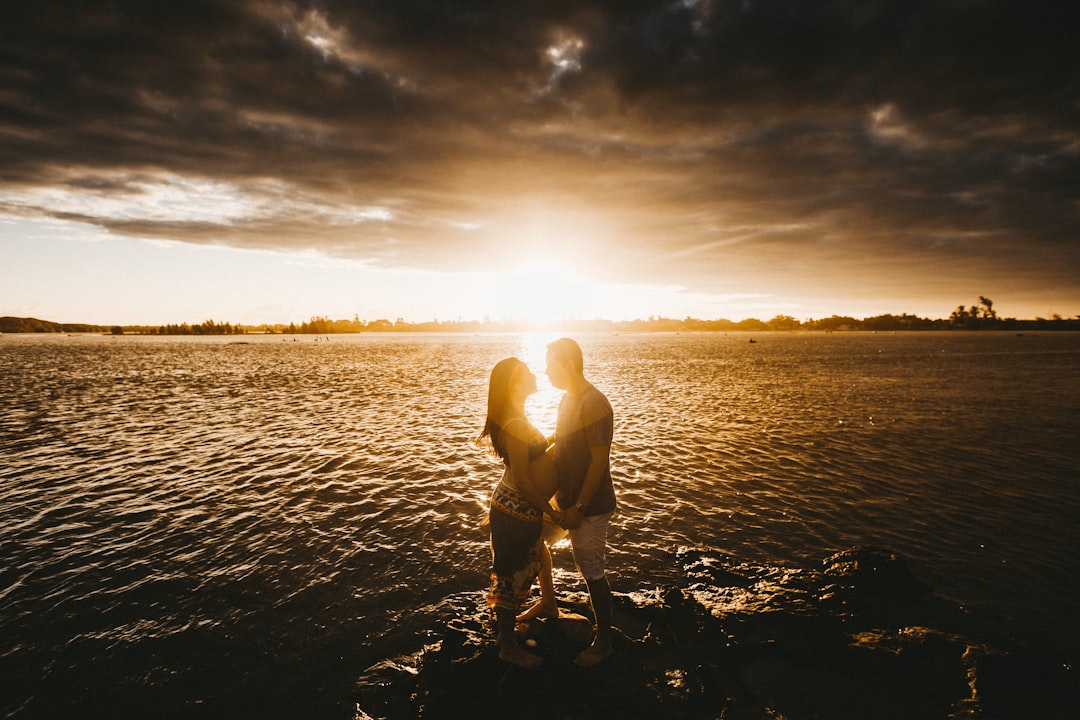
[{"xmin": 1, "ymin": 331, "xmax": 1078, "ymax": 717}]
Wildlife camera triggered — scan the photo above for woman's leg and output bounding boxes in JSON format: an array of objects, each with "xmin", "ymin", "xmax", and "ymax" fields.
[
  {"xmin": 496, "ymin": 607, "xmax": 542, "ymax": 668},
  {"xmin": 518, "ymin": 518, "xmax": 566, "ymax": 621},
  {"xmin": 518, "ymin": 542, "xmax": 557, "ymax": 621}
]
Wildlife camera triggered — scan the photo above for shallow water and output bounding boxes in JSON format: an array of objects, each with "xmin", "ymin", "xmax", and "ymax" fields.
[{"xmin": 2, "ymin": 331, "xmax": 1078, "ymax": 717}]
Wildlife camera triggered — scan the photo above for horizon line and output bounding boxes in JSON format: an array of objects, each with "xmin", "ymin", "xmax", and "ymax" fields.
[{"xmin": 5, "ymin": 310, "xmax": 1080, "ymax": 332}]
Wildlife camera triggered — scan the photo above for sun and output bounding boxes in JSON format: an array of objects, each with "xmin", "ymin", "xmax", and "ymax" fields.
[
  {"xmin": 469, "ymin": 202, "xmax": 643, "ymax": 326},
  {"xmin": 482, "ymin": 255, "xmax": 597, "ymax": 326}
]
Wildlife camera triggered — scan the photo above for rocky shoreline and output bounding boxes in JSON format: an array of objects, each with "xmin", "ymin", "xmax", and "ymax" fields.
[{"xmin": 355, "ymin": 547, "xmax": 1075, "ymax": 719}]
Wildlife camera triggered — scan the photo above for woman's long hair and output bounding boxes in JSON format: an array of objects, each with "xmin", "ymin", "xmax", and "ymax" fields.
[{"xmin": 479, "ymin": 357, "xmax": 524, "ymax": 463}]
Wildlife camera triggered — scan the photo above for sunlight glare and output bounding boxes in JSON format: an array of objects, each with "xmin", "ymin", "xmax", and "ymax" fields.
[
  {"xmin": 482, "ymin": 255, "xmax": 596, "ymax": 325},
  {"xmin": 519, "ymin": 330, "xmax": 561, "ymax": 432}
]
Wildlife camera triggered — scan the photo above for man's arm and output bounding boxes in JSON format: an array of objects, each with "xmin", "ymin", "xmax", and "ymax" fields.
[{"xmin": 562, "ymin": 443, "xmax": 610, "ymax": 528}]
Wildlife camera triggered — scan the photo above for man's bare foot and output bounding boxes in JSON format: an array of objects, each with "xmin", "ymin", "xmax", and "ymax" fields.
[
  {"xmin": 574, "ymin": 640, "xmax": 613, "ymax": 667},
  {"xmin": 517, "ymin": 599, "xmax": 559, "ymax": 622},
  {"xmin": 498, "ymin": 643, "xmax": 543, "ymax": 669}
]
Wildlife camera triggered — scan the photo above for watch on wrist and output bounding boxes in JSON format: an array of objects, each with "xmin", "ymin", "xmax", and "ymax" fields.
[{"xmin": 575, "ymin": 501, "xmax": 587, "ymax": 512}]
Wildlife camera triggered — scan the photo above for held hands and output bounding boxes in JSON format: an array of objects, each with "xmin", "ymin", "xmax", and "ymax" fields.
[
  {"xmin": 546, "ymin": 505, "xmax": 584, "ymax": 530},
  {"xmin": 560, "ymin": 505, "xmax": 584, "ymax": 530},
  {"xmin": 547, "ymin": 509, "xmax": 581, "ymax": 529}
]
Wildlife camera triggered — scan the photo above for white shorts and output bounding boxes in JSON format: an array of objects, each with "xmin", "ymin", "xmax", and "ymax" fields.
[{"xmin": 568, "ymin": 510, "xmax": 613, "ymax": 580}]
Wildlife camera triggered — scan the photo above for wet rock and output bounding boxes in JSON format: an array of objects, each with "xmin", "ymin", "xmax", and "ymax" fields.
[
  {"xmin": 822, "ymin": 546, "xmax": 932, "ymax": 600},
  {"xmin": 354, "ymin": 547, "xmax": 1076, "ymax": 719}
]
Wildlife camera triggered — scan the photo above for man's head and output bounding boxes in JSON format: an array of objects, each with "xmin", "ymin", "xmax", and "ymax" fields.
[{"xmin": 546, "ymin": 337, "xmax": 583, "ymax": 390}]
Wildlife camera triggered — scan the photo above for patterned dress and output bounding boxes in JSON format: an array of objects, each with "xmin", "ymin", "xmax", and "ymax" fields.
[{"xmin": 486, "ymin": 419, "xmax": 549, "ymax": 612}]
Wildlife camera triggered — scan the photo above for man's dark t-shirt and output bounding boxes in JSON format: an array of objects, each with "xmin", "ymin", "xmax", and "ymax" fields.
[{"xmin": 554, "ymin": 384, "xmax": 615, "ymax": 516}]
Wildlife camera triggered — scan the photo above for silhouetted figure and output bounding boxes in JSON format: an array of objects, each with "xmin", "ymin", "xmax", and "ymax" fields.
[
  {"xmin": 520, "ymin": 338, "xmax": 617, "ymax": 667},
  {"xmin": 480, "ymin": 358, "xmax": 561, "ymax": 669}
]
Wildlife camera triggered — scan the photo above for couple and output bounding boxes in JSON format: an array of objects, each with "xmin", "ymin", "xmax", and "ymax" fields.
[{"xmin": 481, "ymin": 337, "xmax": 616, "ymax": 669}]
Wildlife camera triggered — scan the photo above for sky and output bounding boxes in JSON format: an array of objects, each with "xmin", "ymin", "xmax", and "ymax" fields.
[{"xmin": 1, "ymin": 0, "xmax": 1078, "ymax": 326}]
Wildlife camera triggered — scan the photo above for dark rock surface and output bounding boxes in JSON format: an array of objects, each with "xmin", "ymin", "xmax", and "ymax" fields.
[{"xmin": 354, "ymin": 547, "xmax": 1076, "ymax": 719}]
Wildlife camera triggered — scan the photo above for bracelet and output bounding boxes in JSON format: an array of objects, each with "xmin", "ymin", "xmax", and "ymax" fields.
[{"xmin": 575, "ymin": 501, "xmax": 587, "ymax": 512}]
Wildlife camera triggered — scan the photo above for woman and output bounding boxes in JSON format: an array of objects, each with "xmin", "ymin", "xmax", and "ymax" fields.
[{"xmin": 480, "ymin": 357, "xmax": 561, "ymax": 669}]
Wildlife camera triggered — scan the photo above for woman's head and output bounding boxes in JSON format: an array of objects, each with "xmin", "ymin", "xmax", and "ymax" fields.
[
  {"xmin": 480, "ymin": 357, "xmax": 536, "ymax": 458},
  {"xmin": 486, "ymin": 357, "xmax": 537, "ymax": 418},
  {"xmin": 487, "ymin": 356, "xmax": 524, "ymax": 415}
]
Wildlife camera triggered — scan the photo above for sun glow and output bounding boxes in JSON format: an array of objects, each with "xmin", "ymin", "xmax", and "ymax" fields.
[
  {"xmin": 470, "ymin": 256, "xmax": 712, "ymax": 326},
  {"xmin": 480, "ymin": 255, "xmax": 597, "ymax": 325}
]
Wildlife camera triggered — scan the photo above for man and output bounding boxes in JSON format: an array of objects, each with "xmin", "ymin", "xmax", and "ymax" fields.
[{"xmin": 534, "ymin": 337, "xmax": 616, "ymax": 666}]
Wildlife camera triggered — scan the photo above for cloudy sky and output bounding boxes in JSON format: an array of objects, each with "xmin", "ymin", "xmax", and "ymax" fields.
[{"xmin": 2, "ymin": 0, "xmax": 1077, "ymax": 325}]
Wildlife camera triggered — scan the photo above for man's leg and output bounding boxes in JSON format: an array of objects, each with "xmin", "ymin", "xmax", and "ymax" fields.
[
  {"xmin": 576, "ymin": 574, "xmax": 613, "ymax": 666},
  {"xmin": 570, "ymin": 512, "xmax": 614, "ymax": 666}
]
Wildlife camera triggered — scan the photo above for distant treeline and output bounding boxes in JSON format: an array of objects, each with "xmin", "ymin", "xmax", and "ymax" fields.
[
  {"xmin": 0, "ymin": 317, "xmax": 244, "ymax": 334},
  {"xmin": 1, "ymin": 317, "xmax": 109, "ymax": 333},
  {"xmin": 145, "ymin": 320, "xmax": 244, "ymax": 335},
  {"xmin": 4, "ymin": 311, "xmax": 1079, "ymax": 336}
]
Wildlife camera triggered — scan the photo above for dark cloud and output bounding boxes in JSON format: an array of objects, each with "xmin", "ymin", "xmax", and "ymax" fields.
[{"xmin": 1, "ymin": 0, "xmax": 1077, "ymax": 312}]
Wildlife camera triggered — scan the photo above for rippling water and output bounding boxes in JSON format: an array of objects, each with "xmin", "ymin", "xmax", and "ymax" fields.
[{"xmin": 2, "ymin": 331, "xmax": 1078, "ymax": 717}]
